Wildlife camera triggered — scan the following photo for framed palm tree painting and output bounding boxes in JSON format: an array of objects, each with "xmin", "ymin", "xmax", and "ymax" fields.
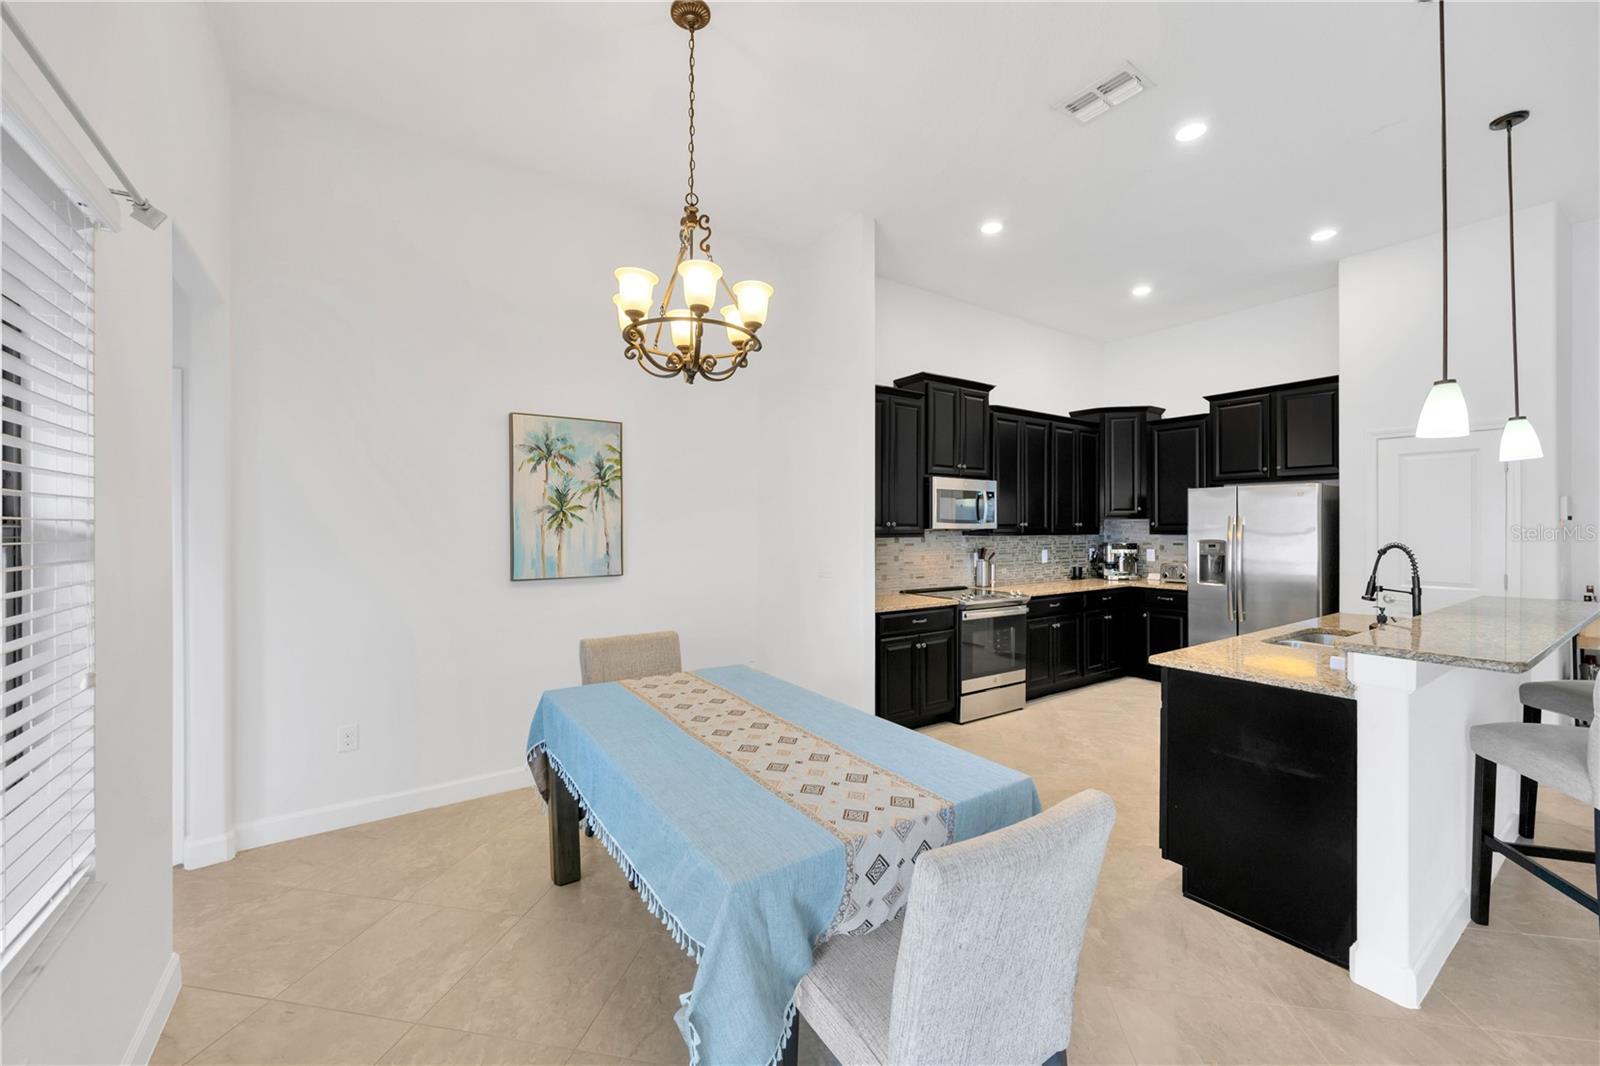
[{"xmin": 509, "ymin": 413, "xmax": 623, "ymax": 580}]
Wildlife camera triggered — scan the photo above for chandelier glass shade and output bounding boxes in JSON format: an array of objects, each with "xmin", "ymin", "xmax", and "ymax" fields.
[{"xmin": 612, "ymin": 1, "xmax": 772, "ymax": 384}]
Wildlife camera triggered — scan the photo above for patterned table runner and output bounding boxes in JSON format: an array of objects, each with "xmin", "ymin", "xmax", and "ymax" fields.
[{"xmin": 621, "ymin": 672, "xmax": 954, "ymax": 935}]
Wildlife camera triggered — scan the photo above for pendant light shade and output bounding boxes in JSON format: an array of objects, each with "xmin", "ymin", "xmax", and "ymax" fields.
[
  {"xmin": 1498, "ymin": 415, "xmax": 1543, "ymax": 462},
  {"xmin": 1415, "ymin": 0, "xmax": 1470, "ymax": 439},
  {"xmin": 1491, "ymin": 108, "xmax": 1540, "ymax": 462},
  {"xmin": 1417, "ymin": 379, "xmax": 1471, "ymax": 438}
]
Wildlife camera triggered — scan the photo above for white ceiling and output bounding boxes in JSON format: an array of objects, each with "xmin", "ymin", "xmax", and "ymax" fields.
[{"xmin": 209, "ymin": 2, "xmax": 1598, "ymax": 341}]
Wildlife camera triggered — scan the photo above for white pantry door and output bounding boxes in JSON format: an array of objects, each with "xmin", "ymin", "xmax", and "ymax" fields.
[{"xmin": 1374, "ymin": 428, "xmax": 1518, "ymax": 616}]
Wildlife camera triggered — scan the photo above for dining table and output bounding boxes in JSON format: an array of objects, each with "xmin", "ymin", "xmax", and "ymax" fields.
[{"xmin": 526, "ymin": 664, "xmax": 1041, "ymax": 1066}]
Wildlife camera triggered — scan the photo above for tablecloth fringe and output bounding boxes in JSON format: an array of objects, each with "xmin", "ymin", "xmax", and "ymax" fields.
[
  {"xmin": 532, "ymin": 743, "xmax": 799, "ymax": 1066},
  {"xmin": 531, "ymin": 744, "xmax": 706, "ymax": 963}
]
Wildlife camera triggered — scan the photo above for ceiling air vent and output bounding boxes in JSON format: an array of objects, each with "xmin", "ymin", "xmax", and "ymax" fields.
[{"xmin": 1059, "ymin": 63, "xmax": 1150, "ymax": 125}]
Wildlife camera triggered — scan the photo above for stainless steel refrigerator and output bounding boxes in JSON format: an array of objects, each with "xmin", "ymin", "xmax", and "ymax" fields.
[{"xmin": 1187, "ymin": 482, "xmax": 1339, "ymax": 645}]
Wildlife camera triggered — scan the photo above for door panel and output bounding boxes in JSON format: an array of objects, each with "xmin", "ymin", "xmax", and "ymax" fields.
[
  {"xmin": 992, "ymin": 412, "xmax": 1021, "ymax": 531},
  {"xmin": 920, "ymin": 629, "xmax": 958, "ymax": 717},
  {"xmin": 1056, "ymin": 614, "xmax": 1083, "ymax": 681},
  {"xmin": 1076, "ymin": 432, "xmax": 1101, "ymax": 535},
  {"xmin": 958, "ymin": 389, "xmax": 989, "ymax": 474},
  {"xmin": 1212, "ymin": 395, "xmax": 1272, "ymax": 482},
  {"xmin": 1021, "ymin": 417, "xmax": 1050, "ymax": 533},
  {"xmin": 927, "ymin": 381, "xmax": 960, "ymax": 475},
  {"xmin": 887, "ymin": 397, "xmax": 923, "ymax": 529},
  {"xmin": 1026, "ymin": 618, "xmax": 1056, "ymax": 697},
  {"xmin": 877, "ymin": 635, "xmax": 918, "ymax": 720},
  {"xmin": 1375, "ymin": 429, "xmax": 1512, "ymax": 615},
  {"xmin": 1237, "ymin": 482, "xmax": 1326, "ymax": 633},
  {"xmin": 1187, "ymin": 486, "xmax": 1237, "ymax": 645}
]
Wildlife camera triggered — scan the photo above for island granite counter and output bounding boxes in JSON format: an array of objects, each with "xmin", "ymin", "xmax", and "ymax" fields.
[{"xmin": 1153, "ymin": 595, "xmax": 1600, "ymax": 1010}]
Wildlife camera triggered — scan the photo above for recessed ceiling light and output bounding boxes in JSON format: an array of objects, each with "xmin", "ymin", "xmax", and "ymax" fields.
[
  {"xmin": 1131, "ymin": 284, "xmax": 1153, "ymax": 297},
  {"xmin": 980, "ymin": 219, "xmax": 1004, "ymax": 236},
  {"xmin": 1174, "ymin": 121, "xmax": 1208, "ymax": 143},
  {"xmin": 1310, "ymin": 227, "xmax": 1339, "ymax": 242}
]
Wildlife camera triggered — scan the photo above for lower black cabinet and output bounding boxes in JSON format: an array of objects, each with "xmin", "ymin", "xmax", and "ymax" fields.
[
  {"xmin": 1138, "ymin": 608, "xmax": 1187, "ymax": 680},
  {"xmin": 1026, "ymin": 614, "xmax": 1082, "ymax": 698},
  {"xmin": 1083, "ymin": 610, "xmax": 1121, "ymax": 674},
  {"xmin": 876, "ymin": 610, "xmax": 957, "ymax": 725}
]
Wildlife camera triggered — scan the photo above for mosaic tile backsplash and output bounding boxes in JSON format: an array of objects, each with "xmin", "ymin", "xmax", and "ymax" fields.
[{"xmin": 875, "ymin": 520, "xmax": 1188, "ymax": 590}]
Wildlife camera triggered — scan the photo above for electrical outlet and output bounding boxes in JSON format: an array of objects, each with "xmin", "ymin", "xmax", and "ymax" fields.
[
  {"xmin": 1040, "ymin": 548, "xmax": 1049, "ymax": 563},
  {"xmin": 1145, "ymin": 548, "xmax": 1156, "ymax": 562},
  {"xmin": 337, "ymin": 724, "xmax": 360, "ymax": 754}
]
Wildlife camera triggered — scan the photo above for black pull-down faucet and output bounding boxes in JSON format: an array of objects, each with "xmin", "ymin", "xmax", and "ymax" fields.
[{"xmin": 1362, "ymin": 542, "xmax": 1422, "ymax": 625}]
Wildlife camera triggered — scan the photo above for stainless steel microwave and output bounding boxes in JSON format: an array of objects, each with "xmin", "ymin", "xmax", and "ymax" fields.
[{"xmin": 929, "ymin": 477, "xmax": 998, "ymax": 531}]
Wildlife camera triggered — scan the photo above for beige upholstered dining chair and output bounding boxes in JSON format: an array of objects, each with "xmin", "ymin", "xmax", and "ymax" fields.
[
  {"xmin": 579, "ymin": 630, "xmax": 682, "ymax": 685},
  {"xmin": 796, "ymin": 789, "xmax": 1115, "ymax": 1066}
]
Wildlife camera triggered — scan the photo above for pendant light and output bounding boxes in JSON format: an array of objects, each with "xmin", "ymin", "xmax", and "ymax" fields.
[
  {"xmin": 1415, "ymin": 0, "xmax": 1471, "ymax": 438},
  {"xmin": 611, "ymin": 1, "xmax": 773, "ymax": 385},
  {"xmin": 1490, "ymin": 110, "xmax": 1542, "ymax": 461}
]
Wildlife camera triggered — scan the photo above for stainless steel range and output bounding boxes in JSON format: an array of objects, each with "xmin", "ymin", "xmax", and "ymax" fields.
[{"xmin": 903, "ymin": 587, "xmax": 1028, "ymax": 722}]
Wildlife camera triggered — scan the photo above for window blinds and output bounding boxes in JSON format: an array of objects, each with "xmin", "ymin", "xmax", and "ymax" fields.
[{"xmin": 1, "ymin": 127, "xmax": 96, "ymax": 969}]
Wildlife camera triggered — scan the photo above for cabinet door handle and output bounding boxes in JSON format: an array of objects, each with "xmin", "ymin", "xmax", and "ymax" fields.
[
  {"xmin": 1105, "ymin": 614, "xmax": 1114, "ymax": 620},
  {"xmin": 1156, "ymin": 595, "xmax": 1173, "ymax": 602},
  {"xmin": 1052, "ymin": 622, "xmax": 1060, "ymax": 629},
  {"xmin": 910, "ymin": 617, "xmax": 928, "ymax": 625}
]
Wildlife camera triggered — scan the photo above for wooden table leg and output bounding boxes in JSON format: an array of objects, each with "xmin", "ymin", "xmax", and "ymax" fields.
[{"xmin": 544, "ymin": 755, "xmax": 582, "ymax": 886}]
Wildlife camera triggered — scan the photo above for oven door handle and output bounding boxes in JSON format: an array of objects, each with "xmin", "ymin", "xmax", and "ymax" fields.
[{"xmin": 962, "ymin": 605, "xmax": 1028, "ymax": 620}]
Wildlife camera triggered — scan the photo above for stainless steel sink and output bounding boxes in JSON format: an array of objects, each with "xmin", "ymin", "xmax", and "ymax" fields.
[{"xmin": 1266, "ymin": 628, "xmax": 1358, "ymax": 648}]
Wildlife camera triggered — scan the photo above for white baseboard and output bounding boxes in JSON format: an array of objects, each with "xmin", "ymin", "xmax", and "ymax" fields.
[
  {"xmin": 233, "ymin": 767, "xmax": 532, "ymax": 851},
  {"xmin": 182, "ymin": 830, "xmax": 237, "ymax": 870},
  {"xmin": 123, "ymin": 951, "xmax": 181, "ymax": 1065}
]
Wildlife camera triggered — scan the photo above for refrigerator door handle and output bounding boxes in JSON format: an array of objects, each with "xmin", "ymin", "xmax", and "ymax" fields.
[
  {"xmin": 1237, "ymin": 517, "xmax": 1246, "ymax": 623},
  {"xmin": 1225, "ymin": 515, "xmax": 1236, "ymax": 622}
]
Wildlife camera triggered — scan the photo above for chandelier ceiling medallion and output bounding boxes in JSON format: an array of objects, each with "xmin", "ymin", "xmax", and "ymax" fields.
[{"xmin": 611, "ymin": 1, "xmax": 772, "ymax": 384}]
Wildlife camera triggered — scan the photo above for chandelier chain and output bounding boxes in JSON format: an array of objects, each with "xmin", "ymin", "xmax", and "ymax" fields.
[{"xmin": 685, "ymin": 28, "xmax": 698, "ymax": 209}]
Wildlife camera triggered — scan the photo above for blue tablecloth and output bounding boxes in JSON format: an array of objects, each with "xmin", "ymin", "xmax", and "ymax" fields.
[{"xmin": 526, "ymin": 665, "xmax": 1040, "ymax": 1066}]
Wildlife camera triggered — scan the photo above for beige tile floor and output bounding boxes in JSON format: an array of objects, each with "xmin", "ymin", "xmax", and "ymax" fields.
[{"xmin": 159, "ymin": 677, "xmax": 1599, "ymax": 1065}]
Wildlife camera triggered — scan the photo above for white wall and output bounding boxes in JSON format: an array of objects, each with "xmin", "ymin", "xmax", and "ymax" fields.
[
  {"xmin": 1560, "ymin": 218, "xmax": 1599, "ymax": 600},
  {"xmin": 1, "ymin": 3, "xmax": 231, "ymax": 1063},
  {"xmin": 757, "ymin": 217, "xmax": 877, "ymax": 708},
  {"xmin": 228, "ymin": 95, "xmax": 870, "ymax": 844},
  {"xmin": 875, "ymin": 278, "xmax": 1101, "ymax": 414},
  {"xmin": 1339, "ymin": 204, "xmax": 1564, "ymax": 612},
  {"xmin": 1100, "ymin": 288, "xmax": 1339, "ymax": 417}
]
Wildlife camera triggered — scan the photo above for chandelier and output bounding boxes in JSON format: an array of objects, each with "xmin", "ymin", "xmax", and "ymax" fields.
[{"xmin": 611, "ymin": 1, "xmax": 772, "ymax": 384}]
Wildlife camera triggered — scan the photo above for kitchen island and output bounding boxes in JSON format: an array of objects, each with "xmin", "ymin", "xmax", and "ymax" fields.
[{"xmin": 1152, "ymin": 596, "xmax": 1600, "ymax": 1009}]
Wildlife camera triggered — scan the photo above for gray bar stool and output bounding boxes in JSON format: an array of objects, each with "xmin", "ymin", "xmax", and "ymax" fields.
[
  {"xmin": 1515, "ymin": 680, "xmax": 1594, "ymax": 837},
  {"xmin": 1469, "ymin": 682, "xmax": 1598, "ymax": 928}
]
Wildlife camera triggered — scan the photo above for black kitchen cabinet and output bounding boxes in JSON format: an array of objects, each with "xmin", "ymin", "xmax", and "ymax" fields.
[
  {"xmin": 876, "ymin": 608, "xmax": 958, "ymax": 725},
  {"xmin": 1024, "ymin": 595, "xmax": 1084, "ymax": 698},
  {"xmin": 991, "ymin": 407, "xmax": 1051, "ymax": 534},
  {"xmin": 1209, "ymin": 391, "xmax": 1273, "ymax": 482},
  {"xmin": 1208, "ymin": 377, "xmax": 1339, "ymax": 483},
  {"xmin": 1048, "ymin": 420, "xmax": 1100, "ymax": 535},
  {"xmin": 1082, "ymin": 608, "xmax": 1121, "ymax": 675},
  {"xmin": 1137, "ymin": 590, "xmax": 1188, "ymax": 680},
  {"xmin": 875, "ymin": 386, "xmax": 924, "ymax": 535},
  {"xmin": 1070, "ymin": 406, "xmax": 1165, "ymax": 519},
  {"xmin": 1149, "ymin": 415, "xmax": 1207, "ymax": 534},
  {"xmin": 894, "ymin": 373, "xmax": 993, "ymax": 478},
  {"xmin": 1274, "ymin": 378, "xmax": 1339, "ymax": 478}
]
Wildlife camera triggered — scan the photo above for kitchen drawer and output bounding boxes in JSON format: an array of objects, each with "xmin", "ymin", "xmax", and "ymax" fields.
[
  {"xmin": 877, "ymin": 606, "xmax": 956, "ymax": 637},
  {"xmin": 1144, "ymin": 587, "xmax": 1187, "ymax": 609},
  {"xmin": 1026, "ymin": 594, "xmax": 1082, "ymax": 618},
  {"xmin": 1088, "ymin": 589, "xmax": 1133, "ymax": 608}
]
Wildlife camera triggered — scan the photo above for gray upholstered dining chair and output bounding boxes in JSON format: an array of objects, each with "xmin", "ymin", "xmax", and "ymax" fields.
[
  {"xmin": 1469, "ymin": 681, "xmax": 1598, "ymax": 928},
  {"xmin": 1515, "ymin": 679, "xmax": 1595, "ymax": 837},
  {"xmin": 579, "ymin": 630, "xmax": 681, "ymax": 685},
  {"xmin": 796, "ymin": 789, "xmax": 1115, "ymax": 1066}
]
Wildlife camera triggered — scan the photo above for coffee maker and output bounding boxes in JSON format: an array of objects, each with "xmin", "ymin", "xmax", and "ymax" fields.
[{"xmin": 1105, "ymin": 542, "xmax": 1139, "ymax": 581}]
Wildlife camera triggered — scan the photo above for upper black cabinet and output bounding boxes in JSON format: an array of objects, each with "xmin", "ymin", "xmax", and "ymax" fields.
[
  {"xmin": 875, "ymin": 386, "xmax": 924, "ymax": 535},
  {"xmin": 1149, "ymin": 415, "xmax": 1208, "ymax": 534},
  {"xmin": 1049, "ymin": 419, "xmax": 1100, "ymax": 535},
  {"xmin": 991, "ymin": 407, "xmax": 1051, "ymax": 534},
  {"xmin": 1274, "ymin": 379, "xmax": 1339, "ymax": 478},
  {"xmin": 894, "ymin": 373, "xmax": 993, "ymax": 477},
  {"xmin": 1209, "ymin": 391, "xmax": 1273, "ymax": 482},
  {"xmin": 1069, "ymin": 406, "xmax": 1164, "ymax": 519},
  {"xmin": 1207, "ymin": 376, "xmax": 1338, "ymax": 484}
]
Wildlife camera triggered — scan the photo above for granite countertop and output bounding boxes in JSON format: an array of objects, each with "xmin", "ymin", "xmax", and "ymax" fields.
[
  {"xmin": 875, "ymin": 577, "xmax": 1188, "ymax": 613},
  {"xmin": 1151, "ymin": 596, "xmax": 1600, "ymax": 697}
]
